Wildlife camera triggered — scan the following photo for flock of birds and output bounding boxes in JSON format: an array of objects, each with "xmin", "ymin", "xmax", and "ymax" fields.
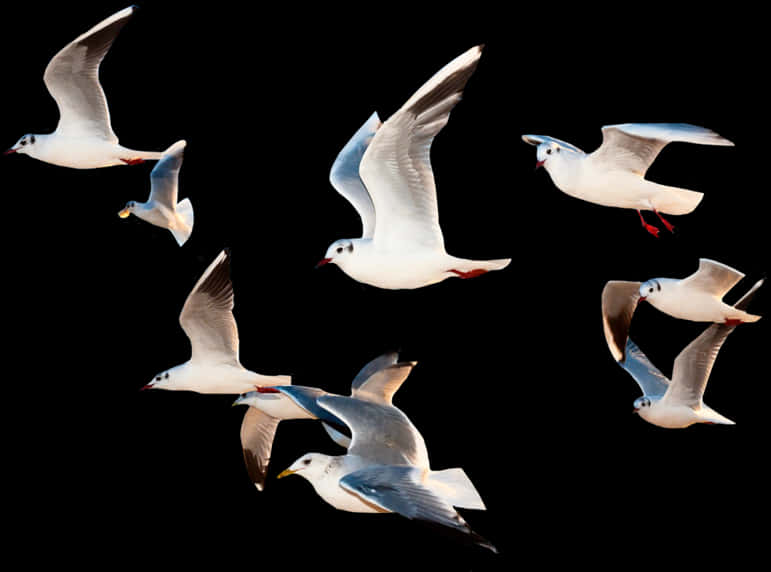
[{"xmin": 6, "ymin": 5, "xmax": 763, "ymax": 555}]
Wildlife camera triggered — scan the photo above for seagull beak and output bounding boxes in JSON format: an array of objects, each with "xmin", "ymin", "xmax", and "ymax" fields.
[
  {"xmin": 639, "ymin": 297, "xmax": 646, "ymax": 302},
  {"xmin": 118, "ymin": 208, "xmax": 131, "ymax": 219},
  {"xmin": 3, "ymin": 147, "xmax": 18, "ymax": 155},
  {"xmin": 277, "ymin": 468, "xmax": 297, "ymax": 479},
  {"xmin": 140, "ymin": 384, "xmax": 153, "ymax": 391},
  {"xmin": 535, "ymin": 160, "xmax": 545, "ymax": 169},
  {"xmin": 315, "ymin": 258, "xmax": 332, "ymax": 269}
]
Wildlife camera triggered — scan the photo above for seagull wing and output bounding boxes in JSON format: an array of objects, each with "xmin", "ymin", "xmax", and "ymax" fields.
[
  {"xmin": 679, "ymin": 258, "xmax": 745, "ymax": 299},
  {"xmin": 179, "ymin": 250, "xmax": 239, "ymax": 364},
  {"xmin": 240, "ymin": 407, "xmax": 280, "ymax": 491},
  {"xmin": 148, "ymin": 140, "xmax": 186, "ymax": 208},
  {"xmin": 318, "ymin": 395, "xmax": 428, "ymax": 467},
  {"xmin": 618, "ymin": 338, "xmax": 671, "ymax": 397},
  {"xmin": 350, "ymin": 357, "xmax": 415, "ymax": 406},
  {"xmin": 602, "ymin": 281, "xmax": 642, "ymax": 362},
  {"xmin": 329, "ymin": 112, "xmax": 381, "ymax": 238},
  {"xmin": 359, "ymin": 45, "xmax": 483, "ymax": 251},
  {"xmin": 592, "ymin": 123, "xmax": 734, "ymax": 176},
  {"xmin": 665, "ymin": 279, "xmax": 764, "ymax": 407},
  {"xmin": 43, "ymin": 6, "xmax": 136, "ymax": 141}
]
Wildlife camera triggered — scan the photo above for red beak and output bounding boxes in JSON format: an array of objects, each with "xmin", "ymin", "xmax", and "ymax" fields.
[
  {"xmin": 535, "ymin": 160, "xmax": 545, "ymax": 169},
  {"xmin": 315, "ymin": 257, "xmax": 331, "ymax": 268},
  {"xmin": 256, "ymin": 386, "xmax": 281, "ymax": 393},
  {"xmin": 3, "ymin": 148, "xmax": 17, "ymax": 155},
  {"xmin": 140, "ymin": 384, "xmax": 153, "ymax": 391},
  {"xmin": 639, "ymin": 297, "xmax": 646, "ymax": 302}
]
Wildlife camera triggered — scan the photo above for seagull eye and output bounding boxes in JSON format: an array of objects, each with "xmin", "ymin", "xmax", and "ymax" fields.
[
  {"xmin": 30, "ymin": 135, "xmax": 35, "ymax": 144},
  {"xmin": 20, "ymin": 140, "xmax": 26, "ymax": 146},
  {"xmin": 546, "ymin": 148, "xmax": 552, "ymax": 155},
  {"xmin": 302, "ymin": 458, "xmax": 311, "ymax": 466},
  {"xmin": 155, "ymin": 376, "xmax": 162, "ymax": 381},
  {"xmin": 164, "ymin": 372, "xmax": 169, "ymax": 379},
  {"xmin": 336, "ymin": 247, "xmax": 343, "ymax": 254},
  {"xmin": 648, "ymin": 287, "xmax": 654, "ymax": 294}
]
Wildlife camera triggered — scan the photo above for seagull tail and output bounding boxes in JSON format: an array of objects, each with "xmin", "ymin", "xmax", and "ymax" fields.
[
  {"xmin": 170, "ymin": 198, "xmax": 194, "ymax": 246},
  {"xmin": 425, "ymin": 468, "xmax": 486, "ymax": 510},
  {"xmin": 649, "ymin": 185, "xmax": 704, "ymax": 215}
]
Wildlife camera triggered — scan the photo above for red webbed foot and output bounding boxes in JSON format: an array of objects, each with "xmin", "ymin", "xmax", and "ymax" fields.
[
  {"xmin": 637, "ymin": 210, "xmax": 660, "ymax": 238},
  {"xmin": 121, "ymin": 158, "xmax": 145, "ymax": 165}
]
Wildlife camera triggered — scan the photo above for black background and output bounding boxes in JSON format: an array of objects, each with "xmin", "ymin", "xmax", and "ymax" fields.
[{"xmin": 3, "ymin": 2, "xmax": 768, "ymax": 570}]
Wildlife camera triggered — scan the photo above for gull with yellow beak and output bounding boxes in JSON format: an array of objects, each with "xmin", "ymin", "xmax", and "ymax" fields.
[{"xmin": 118, "ymin": 140, "xmax": 193, "ymax": 246}]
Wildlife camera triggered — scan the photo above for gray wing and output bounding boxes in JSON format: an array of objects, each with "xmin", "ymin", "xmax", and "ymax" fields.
[
  {"xmin": 618, "ymin": 339, "xmax": 670, "ymax": 397},
  {"xmin": 275, "ymin": 386, "xmax": 349, "ymax": 438},
  {"xmin": 351, "ymin": 360, "xmax": 416, "ymax": 406},
  {"xmin": 665, "ymin": 279, "xmax": 764, "ymax": 407},
  {"xmin": 592, "ymin": 123, "xmax": 734, "ymax": 176},
  {"xmin": 349, "ymin": 351, "xmax": 400, "ymax": 389},
  {"xmin": 329, "ymin": 112, "xmax": 381, "ymax": 239},
  {"xmin": 148, "ymin": 140, "xmax": 186, "ymax": 208},
  {"xmin": 339, "ymin": 465, "xmax": 496, "ymax": 552},
  {"xmin": 179, "ymin": 250, "xmax": 239, "ymax": 363},
  {"xmin": 240, "ymin": 407, "xmax": 280, "ymax": 491},
  {"xmin": 317, "ymin": 395, "xmax": 429, "ymax": 467},
  {"xmin": 679, "ymin": 258, "xmax": 745, "ymax": 298},
  {"xmin": 602, "ymin": 281, "xmax": 642, "ymax": 362},
  {"xmin": 360, "ymin": 45, "xmax": 483, "ymax": 251},
  {"xmin": 43, "ymin": 6, "xmax": 136, "ymax": 141}
]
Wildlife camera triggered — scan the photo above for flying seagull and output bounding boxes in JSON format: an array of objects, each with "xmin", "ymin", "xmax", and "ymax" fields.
[
  {"xmin": 615, "ymin": 279, "xmax": 763, "ymax": 428},
  {"xmin": 118, "ymin": 140, "xmax": 194, "ymax": 246},
  {"xmin": 317, "ymin": 45, "xmax": 510, "ymax": 289},
  {"xmin": 522, "ymin": 123, "xmax": 733, "ymax": 236},
  {"xmin": 602, "ymin": 258, "xmax": 761, "ymax": 362},
  {"xmin": 5, "ymin": 6, "xmax": 177, "ymax": 168},
  {"xmin": 232, "ymin": 351, "xmax": 412, "ymax": 491}
]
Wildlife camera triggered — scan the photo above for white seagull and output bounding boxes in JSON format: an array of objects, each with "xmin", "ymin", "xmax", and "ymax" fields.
[
  {"xmin": 602, "ymin": 258, "xmax": 761, "ymax": 362},
  {"xmin": 614, "ymin": 279, "xmax": 763, "ymax": 428},
  {"xmin": 276, "ymin": 374, "xmax": 495, "ymax": 552},
  {"xmin": 232, "ymin": 351, "xmax": 412, "ymax": 491},
  {"xmin": 317, "ymin": 45, "xmax": 510, "ymax": 289},
  {"xmin": 118, "ymin": 140, "xmax": 194, "ymax": 246},
  {"xmin": 522, "ymin": 123, "xmax": 734, "ymax": 236},
  {"xmin": 141, "ymin": 249, "xmax": 291, "ymax": 394},
  {"xmin": 4, "ymin": 6, "xmax": 177, "ymax": 168}
]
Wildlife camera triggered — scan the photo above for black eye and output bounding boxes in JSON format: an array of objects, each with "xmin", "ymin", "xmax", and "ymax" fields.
[
  {"xmin": 20, "ymin": 140, "xmax": 26, "ymax": 146},
  {"xmin": 649, "ymin": 287, "xmax": 654, "ymax": 294},
  {"xmin": 164, "ymin": 372, "xmax": 169, "ymax": 379},
  {"xmin": 336, "ymin": 247, "xmax": 343, "ymax": 254},
  {"xmin": 546, "ymin": 148, "xmax": 552, "ymax": 154},
  {"xmin": 156, "ymin": 376, "xmax": 162, "ymax": 381},
  {"xmin": 302, "ymin": 458, "xmax": 311, "ymax": 466},
  {"xmin": 30, "ymin": 135, "xmax": 35, "ymax": 144}
]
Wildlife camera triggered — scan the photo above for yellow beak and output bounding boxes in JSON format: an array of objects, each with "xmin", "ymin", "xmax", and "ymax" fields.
[
  {"xmin": 118, "ymin": 208, "xmax": 131, "ymax": 219},
  {"xmin": 276, "ymin": 468, "xmax": 297, "ymax": 479}
]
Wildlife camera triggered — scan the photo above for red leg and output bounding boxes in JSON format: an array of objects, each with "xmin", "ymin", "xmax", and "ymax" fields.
[
  {"xmin": 255, "ymin": 386, "xmax": 281, "ymax": 393},
  {"xmin": 120, "ymin": 158, "xmax": 145, "ymax": 165},
  {"xmin": 449, "ymin": 268, "xmax": 489, "ymax": 279},
  {"xmin": 637, "ymin": 210, "xmax": 660, "ymax": 238},
  {"xmin": 724, "ymin": 319, "xmax": 744, "ymax": 326},
  {"xmin": 653, "ymin": 208, "xmax": 675, "ymax": 233}
]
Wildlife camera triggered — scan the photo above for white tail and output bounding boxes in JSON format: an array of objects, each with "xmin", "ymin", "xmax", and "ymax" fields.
[
  {"xmin": 650, "ymin": 185, "xmax": 704, "ymax": 215},
  {"xmin": 170, "ymin": 198, "xmax": 194, "ymax": 246},
  {"xmin": 425, "ymin": 468, "xmax": 486, "ymax": 510}
]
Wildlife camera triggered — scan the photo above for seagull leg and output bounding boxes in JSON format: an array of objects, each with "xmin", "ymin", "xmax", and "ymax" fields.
[
  {"xmin": 449, "ymin": 268, "xmax": 489, "ymax": 279},
  {"xmin": 637, "ymin": 210, "xmax": 660, "ymax": 238},
  {"xmin": 653, "ymin": 209, "xmax": 676, "ymax": 233},
  {"xmin": 120, "ymin": 157, "xmax": 145, "ymax": 165},
  {"xmin": 724, "ymin": 318, "xmax": 744, "ymax": 326}
]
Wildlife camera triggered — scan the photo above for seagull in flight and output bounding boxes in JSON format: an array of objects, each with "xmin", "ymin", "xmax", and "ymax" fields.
[
  {"xmin": 118, "ymin": 140, "xmax": 194, "ymax": 246},
  {"xmin": 522, "ymin": 123, "xmax": 733, "ymax": 236},
  {"xmin": 5, "ymin": 6, "xmax": 177, "ymax": 168},
  {"xmin": 317, "ymin": 45, "xmax": 510, "ymax": 289}
]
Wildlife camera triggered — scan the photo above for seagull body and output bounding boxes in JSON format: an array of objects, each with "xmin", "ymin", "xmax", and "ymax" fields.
[
  {"xmin": 522, "ymin": 123, "xmax": 734, "ymax": 236},
  {"xmin": 5, "ymin": 6, "xmax": 175, "ymax": 168},
  {"xmin": 119, "ymin": 140, "xmax": 194, "ymax": 246},
  {"xmin": 611, "ymin": 279, "xmax": 763, "ymax": 428},
  {"xmin": 142, "ymin": 250, "xmax": 290, "ymax": 394},
  {"xmin": 602, "ymin": 259, "xmax": 761, "ymax": 362},
  {"xmin": 318, "ymin": 45, "xmax": 510, "ymax": 289},
  {"xmin": 233, "ymin": 353, "xmax": 414, "ymax": 490},
  {"xmin": 278, "ymin": 375, "xmax": 495, "ymax": 552}
]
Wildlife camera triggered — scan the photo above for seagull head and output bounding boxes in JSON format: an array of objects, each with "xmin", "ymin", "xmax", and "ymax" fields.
[
  {"xmin": 141, "ymin": 369, "xmax": 174, "ymax": 391},
  {"xmin": 277, "ymin": 453, "xmax": 331, "ymax": 482},
  {"xmin": 633, "ymin": 396, "xmax": 653, "ymax": 415},
  {"xmin": 638, "ymin": 279, "xmax": 663, "ymax": 303},
  {"xmin": 4, "ymin": 134, "xmax": 38, "ymax": 157},
  {"xmin": 118, "ymin": 201, "xmax": 138, "ymax": 219},
  {"xmin": 317, "ymin": 239, "xmax": 355, "ymax": 269}
]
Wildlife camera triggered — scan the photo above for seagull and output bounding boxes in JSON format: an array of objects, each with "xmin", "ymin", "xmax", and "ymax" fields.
[
  {"xmin": 232, "ymin": 351, "xmax": 412, "ymax": 491},
  {"xmin": 276, "ymin": 373, "xmax": 495, "ymax": 552},
  {"xmin": 522, "ymin": 123, "xmax": 734, "ymax": 236},
  {"xmin": 4, "ymin": 6, "xmax": 177, "ymax": 168},
  {"xmin": 317, "ymin": 45, "xmax": 510, "ymax": 289},
  {"xmin": 141, "ymin": 249, "xmax": 291, "ymax": 393},
  {"xmin": 602, "ymin": 258, "xmax": 762, "ymax": 362},
  {"xmin": 614, "ymin": 279, "xmax": 763, "ymax": 428},
  {"xmin": 118, "ymin": 140, "xmax": 194, "ymax": 246}
]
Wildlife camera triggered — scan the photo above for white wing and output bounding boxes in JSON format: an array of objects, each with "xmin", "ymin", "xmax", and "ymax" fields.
[
  {"xmin": 148, "ymin": 140, "xmax": 186, "ymax": 208},
  {"xmin": 329, "ymin": 112, "xmax": 381, "ymax": 239},
  {"xmin": 359, "ymin": 45, "xmax": 483, "ymax": 251},
  {"xmin": 43, "ymin": 6, "xmax": 136, "ymax": 141},
  {"xmin": 679, "ymin": 258, "xmax": 745, "ymax": 299}
]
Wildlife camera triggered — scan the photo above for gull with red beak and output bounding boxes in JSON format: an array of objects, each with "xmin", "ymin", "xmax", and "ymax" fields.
[
  {"xmin": 5, "ymin": 6, "xmax": 177, "ymax": 168},
  {"xmin": 602, "ymin": 258, "xmax": 762, "ymax": 362},
  {"xmin": 522, "ymin": 123, "xmax": 734, "ymax": 236},
  {"xmin": 316, "ymin": 45, "xmax": 510, "ymax": 289}
]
